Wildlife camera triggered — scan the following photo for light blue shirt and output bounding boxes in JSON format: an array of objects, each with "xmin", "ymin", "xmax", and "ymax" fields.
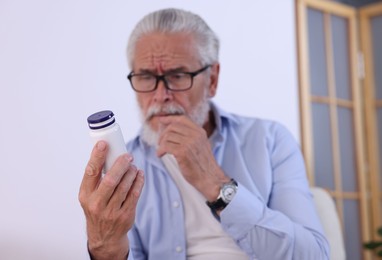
[{"xmin": 126, "ymin": 103, "xmax": 329, "ymax": 260}]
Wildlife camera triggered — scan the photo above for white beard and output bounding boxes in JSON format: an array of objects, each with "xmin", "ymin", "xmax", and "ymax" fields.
[{"xmin": 139, "ymin": 92, "xmax": 210, "ymax": 148}]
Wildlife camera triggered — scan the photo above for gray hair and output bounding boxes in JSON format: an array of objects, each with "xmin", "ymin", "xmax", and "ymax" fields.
[{"xmin": 126, "ymin": 8, "xmax": 220, "ymax": 69}]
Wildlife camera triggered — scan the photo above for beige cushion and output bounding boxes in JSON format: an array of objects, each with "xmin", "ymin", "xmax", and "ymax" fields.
[{"xmin": 311, "ymin": 187, "xmax": 346, "ymax": 260}]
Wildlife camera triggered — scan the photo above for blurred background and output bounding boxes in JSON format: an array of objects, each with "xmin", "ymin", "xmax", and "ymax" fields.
[
  {"xmin": 296, "ymin": 0, "xmax": 382, "ymax": 259},
  {"xmin": 2, "ymin": 0, "xmax": 381, "ymax": 259}
]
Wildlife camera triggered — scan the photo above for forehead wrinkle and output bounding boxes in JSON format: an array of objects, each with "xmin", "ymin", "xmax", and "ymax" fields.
[
  {"xmin": 137, "ymin": 52, "xmax": 192, "ymax": 72},
  {"xmin": 134, "ymin": 32, "xmax": 200, "ymax": 71}
]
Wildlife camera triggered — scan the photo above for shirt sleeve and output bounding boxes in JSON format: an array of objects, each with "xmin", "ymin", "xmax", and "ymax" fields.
[{"xmin": 220, "ymin": 124, "xmax": 330, "ymax": 259}]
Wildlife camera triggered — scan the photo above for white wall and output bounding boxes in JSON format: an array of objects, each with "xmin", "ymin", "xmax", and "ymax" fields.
[{"xmin": 0, "ymin": 1, "xmax": 298, "ymax": 259}]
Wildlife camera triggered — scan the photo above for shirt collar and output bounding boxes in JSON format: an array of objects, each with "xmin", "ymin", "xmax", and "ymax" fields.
[{"xmin": 209, "ymin": 101, "xmax": 238, "ymax": 144}]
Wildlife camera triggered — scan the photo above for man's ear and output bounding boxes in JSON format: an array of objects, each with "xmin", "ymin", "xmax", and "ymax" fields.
[{"xmin": 208, "ymin": 63, "xmax": 220, "ymax": 98}]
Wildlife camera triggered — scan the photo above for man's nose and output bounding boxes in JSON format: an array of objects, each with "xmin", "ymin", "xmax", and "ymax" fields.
[{"xmin": 153, "ymin": 78, "xmax": 172, "ymax": 102}]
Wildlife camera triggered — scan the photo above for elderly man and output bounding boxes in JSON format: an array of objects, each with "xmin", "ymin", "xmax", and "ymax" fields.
[{"xmin": 79, "ymin": 8, "xmax": 329, "ymax": 260}]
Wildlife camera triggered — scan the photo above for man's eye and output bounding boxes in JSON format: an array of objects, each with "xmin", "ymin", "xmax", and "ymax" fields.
[
  {"xmin": 136, "ymin": 74, "xmax": 154, "ymax": 81},
  {"xmin": 167, "ymin": 73, "xmax": 187, "ymax": 81}
]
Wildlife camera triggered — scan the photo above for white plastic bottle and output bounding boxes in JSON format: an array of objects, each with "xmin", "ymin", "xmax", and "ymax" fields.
[{"xmin": 87, "ymin": 110, "xmax": 127, "ymax": 173}]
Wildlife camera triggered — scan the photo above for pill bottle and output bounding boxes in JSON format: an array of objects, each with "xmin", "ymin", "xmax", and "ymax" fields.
[{"xmin": 87, "ymin": 110, "xmax": 127, "ymax": 173}]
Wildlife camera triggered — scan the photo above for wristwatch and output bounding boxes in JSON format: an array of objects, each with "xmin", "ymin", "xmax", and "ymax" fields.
[{"xmin": 206, "ymin": 178, "xmax": 238, "ymax": 212}]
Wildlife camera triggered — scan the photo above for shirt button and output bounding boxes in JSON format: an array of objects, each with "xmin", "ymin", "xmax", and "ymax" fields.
[
  {"xmin": 175, "ymin": 246, "xmax": 183, "ymax": 253},
  {"xmin": 173, "ymin": 201, "xmax": 180, "ymax": 208}
]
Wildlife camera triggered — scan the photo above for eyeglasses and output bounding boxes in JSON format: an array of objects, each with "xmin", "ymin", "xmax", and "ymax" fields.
[{"xmin": 127, "ymin": 65, "xmax": 211, "ymax": 93}]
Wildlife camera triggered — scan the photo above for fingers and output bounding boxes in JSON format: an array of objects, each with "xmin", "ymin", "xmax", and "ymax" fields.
[
  {"xmin": 108, "ymin": 164, "xmax": 139, "ymax": 209},
  {"xmin": 157, "ymin": 116, "xmax": 202, "ymax": 157},
  {"xmin": 79, "ymin": 143, "xmax": 144, "ymax": 257},
  {"xmin": 157, "ymin": 139, "xmax": 181, "ymax": 157},
  {"xmin": 121, "ymin": 170, "xmax": 145, "ymax": 212},
  {"xmin": 96, "ymin": 154, "xmax": 134, "ymax": 207},
  {"xmin": 79, "ymin": 141, "xmax": 108, "ymax": 200},
  {"xmin": 158, "ymin": 115, "xmax": 198, "ymax": 134},
  {"xmin": 158, "ymin": 126, "xmax": 185, "ymax": 143},
  {"xmin": 159, "ymin": 115, "xmax": 201, "ymax": 138}
]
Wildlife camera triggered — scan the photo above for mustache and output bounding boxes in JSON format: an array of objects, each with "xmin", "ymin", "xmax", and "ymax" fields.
[{"xmin": 145, "ymin": 103, "xmax": 185, "ymax": 121}]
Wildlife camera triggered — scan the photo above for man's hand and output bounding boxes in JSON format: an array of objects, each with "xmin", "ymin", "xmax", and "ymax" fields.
[
  {"xmin": 79, "ymin": 141, "xmax": 144, "ymax": 260},
  {"xmin": 156, "ymin": 115, "xmax": 230, "ymax": 201}
]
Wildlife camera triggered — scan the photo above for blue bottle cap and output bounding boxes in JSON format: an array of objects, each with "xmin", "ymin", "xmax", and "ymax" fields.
[{"xmin": 87, "ymin": 110, "xmax": 115, "ymax": 130}]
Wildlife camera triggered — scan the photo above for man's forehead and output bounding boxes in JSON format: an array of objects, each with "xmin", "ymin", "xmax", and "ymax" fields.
[
  {"xmin": 132, "ymin": 32, "xmax": 200, "ymax": 71},
  {"xmin": 137, "ymin": 65, "xmax": 190, "ymax": 74}
]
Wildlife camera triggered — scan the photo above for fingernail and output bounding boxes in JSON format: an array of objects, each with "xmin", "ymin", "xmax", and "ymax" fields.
[
  {"xmin": 97, "ymin": 141, "xmax": 106, "ymax": 151},
  {"xmin": 124, "ymin": 154, "xmax": 133, "ymax": 162}
]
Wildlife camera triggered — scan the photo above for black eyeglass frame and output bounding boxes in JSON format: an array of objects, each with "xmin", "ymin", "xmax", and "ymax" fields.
[{"xmin": 127, "ymin": 65, "xmax": 211, "ymax": 93}]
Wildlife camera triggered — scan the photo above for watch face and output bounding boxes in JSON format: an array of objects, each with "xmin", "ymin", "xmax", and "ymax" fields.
[{"xmin": 222, "ymin": 184, "xmax": 237, "ymax": 203}]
